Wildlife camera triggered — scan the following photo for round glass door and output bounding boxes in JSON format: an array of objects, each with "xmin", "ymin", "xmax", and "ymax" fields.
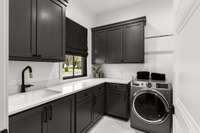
[{"xmin": 133, "ymin": 90, "xmax": 169, "ymax": 124}]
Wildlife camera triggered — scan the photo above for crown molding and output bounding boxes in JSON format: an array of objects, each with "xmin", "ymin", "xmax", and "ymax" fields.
[{"xmin": 175, "ymin": 0, "xmax": 200, "ymax": 33}]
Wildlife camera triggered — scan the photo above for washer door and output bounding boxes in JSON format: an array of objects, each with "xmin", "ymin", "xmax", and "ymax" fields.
[{"xmin": 133, "ymin": 89, "xmax": 170, "ymax": 124}]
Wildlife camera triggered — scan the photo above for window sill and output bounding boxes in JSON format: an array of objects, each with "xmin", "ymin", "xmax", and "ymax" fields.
[{"xmin": 60, "ymin": 76, "xmax": 89, "ymax": 84}]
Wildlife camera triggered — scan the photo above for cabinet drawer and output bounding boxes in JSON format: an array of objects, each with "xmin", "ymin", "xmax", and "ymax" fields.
[
  {"xmin": 107, "ymin": 83, "xmax": 128, "ymax": 92},
  {"xmin": 76, "ymin": 89, "xmax": 92, "ymax": 102},
  {"xmin": 94, "ymin": 84, "xmax": 105, "ymax": 95}
]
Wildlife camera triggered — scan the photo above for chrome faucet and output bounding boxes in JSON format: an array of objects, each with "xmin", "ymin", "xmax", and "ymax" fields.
[{"xmin": 21, "ymin": 66, "xmax": 33, "ymax": 93}]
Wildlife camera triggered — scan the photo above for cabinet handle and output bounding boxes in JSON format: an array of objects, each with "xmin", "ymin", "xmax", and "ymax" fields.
[
  {"xmin": 124, "ymin": 92, "xmax": 129, "ymax": 102},
  {"xmin": 43, "ymin": 107, "xmax": 48, "ymax": 123},
  {"xmin": 94, "ymin": 96, "xmax": 97, "ymax": 105},
  {"xmin": 32, "ymin": 54, "xmax": 42, "ymax": 58},
  {"xmin": 49, "ymin": 105, "xmax": 53, "ymax": 120}
]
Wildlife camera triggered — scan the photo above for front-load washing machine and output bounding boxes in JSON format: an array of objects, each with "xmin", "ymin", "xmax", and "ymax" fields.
[{"xmin": 130, "ymin": 80, "xmax": 174, "ymax": 133}]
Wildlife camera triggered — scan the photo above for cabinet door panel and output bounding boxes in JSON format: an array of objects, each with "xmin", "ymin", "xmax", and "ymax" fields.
[
  {"xmin": 93, "ymin": 93, "xmax": 104, "ymax": 120},
  {"xmin": 123, "ymin": 23, "xmax": 144, "ymax": 63},
  {"xmin": 106, "ymin": 28, "xmax": 123, "ymax": 63},
  {"xmin": 106, "ymin": 91, "xmax": 127, "ymax": 117},
  {"xmin": 48, "ymin": 96, "xmax": 74, "ymax": 133},
  {"xmin": 93, "ymin": 31, "xmax": 107, "ymax": 64},
  {"xmin": 9, "ymin": 106, "xmax": 46, "ymax": 133},
  {"xmin": 9, "ymin": 0, "xmax": 34, "ymax": 58},
  {"xmin": 37, "ymin": 0, "xmax": 65, "ymax": 60},
  {"xmin": 76, "ymin": 97, "xmax": 93, "ymax": 133},
  {"xmin": 105, "ymin": 83, "xmax": 129, "ymax": 120}
]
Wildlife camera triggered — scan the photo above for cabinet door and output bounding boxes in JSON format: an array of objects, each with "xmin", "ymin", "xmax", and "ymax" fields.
[
  {"xmin": 76, "ymin": 97, "xmax": 93, "ymax": 133},
  {"xmin": 92, "ymin": 31, "xmax": 107, "ymax": 64},
  {"xmin": 105, "ymin": 84, "xmax": 129, "ymax": 120},
  {"xmin": 48, "ymin": 96, "xmax": 75, "ymax": 133},
  {"xmin": 123, "ymin": 23, "xmax": 144, "ymax": 63},
  {"xmin": 9, "ymin": 0, "xmax": 35, "ymax": 58},
  {"xmin": 37, "ymin": 0, "xmax": 65, "ymax": 61},
  {"xmin": 9, "ymin": 106, "xmax": 46, "ymax": 133},
  {"xmin": 106, "ymin": 27, "xmax": 123, "ymax": 63},
  {"xmin": 93, "ymin": 87, "xmax": 104, "ymax": 121}
]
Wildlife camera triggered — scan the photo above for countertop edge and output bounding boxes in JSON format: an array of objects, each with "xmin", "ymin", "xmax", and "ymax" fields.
[{"xmin": 9, "ymin": 79, "xmax": 130, "ymax": 116}]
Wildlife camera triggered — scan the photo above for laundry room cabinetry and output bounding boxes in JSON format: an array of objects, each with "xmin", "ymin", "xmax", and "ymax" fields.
[
  {"xmin": 105, "ymin": 83, "xmax": 130, "ymax": 120},
  {"xmin": 9, "ymin": 0, "xmax": 67, "ymax": 62},
  {"xmin": 92, "ymin": 16, "xmax": 146, "ymax": 64},
  {"xmin": 9, "ymin": 95, "xmax": 75, "ymax": 133},
  {"xmin": 75, "ymin": 84, "xmax": 105, "ymax": 133}
]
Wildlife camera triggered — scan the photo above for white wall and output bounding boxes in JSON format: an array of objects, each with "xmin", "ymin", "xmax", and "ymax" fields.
[
  {"xmin": 8, "ymin": 0, "xmax": 96, "ymax": 95},
  {"xmin": 95, "ymin": 0, "xmax": 174, "ymax": 81},
  {"xmin": 174, "ymin": 0, "xmax": 200, "ymax": 132},
  {"xmin": 0, "ymin": 0, "xmax": 8, "ymax": 131}
]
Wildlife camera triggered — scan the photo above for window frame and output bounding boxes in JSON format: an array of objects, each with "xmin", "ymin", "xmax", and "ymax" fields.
[{"xmin": 63, "ymin": 55, "xmax": 87, "ymax": 80}]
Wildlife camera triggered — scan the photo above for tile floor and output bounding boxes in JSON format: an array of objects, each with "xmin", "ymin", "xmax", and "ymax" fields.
[{"xmin": 89, "ymin": 116, "xmax": 145, "ymax": 133}]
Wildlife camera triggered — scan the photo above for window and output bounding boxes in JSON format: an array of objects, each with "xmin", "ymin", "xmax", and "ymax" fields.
[{"xmin": 62, "ymin": 55, "xmax": 87, "ymax": 79}]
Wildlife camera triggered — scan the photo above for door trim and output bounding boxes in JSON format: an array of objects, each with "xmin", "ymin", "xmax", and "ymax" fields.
[{"xmin": 0, "ymin": 0, "xmax": 9, "ymax": 130}]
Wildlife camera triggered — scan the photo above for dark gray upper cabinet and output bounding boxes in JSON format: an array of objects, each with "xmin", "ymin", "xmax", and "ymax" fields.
[
  {"xmin": 37, "ymin": 0, "xmax": 66, "ymax": 61},
  {"xmin": 9, "ymin": 0, "xmax": 34, "ymax": 58},
  {"xmin": 9, "ymin": 0, "xmax": 67, "ymax": 62},
  {"xmin": 92, "ymin": 30, "xmax": 107, "ymax": 64},
  {"xmin": 66, "ymin": 18, "xmax": 88, "ymax": 56},
  {"xmin": 92, "ymin": 16, "xmax": 146, "ymax": 64},
  {"xmin": 123, "ymin": 23, "xmax": 145, "ymax": 63},
  {"xmin": 106, "ymin": 27, "xmax": 123, "ymax": 63}
]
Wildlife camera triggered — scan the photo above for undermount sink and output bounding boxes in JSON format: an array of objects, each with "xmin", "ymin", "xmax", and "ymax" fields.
[{"xmin": 9, "ymin": 89, "xmax": 59, "ymax": 108}]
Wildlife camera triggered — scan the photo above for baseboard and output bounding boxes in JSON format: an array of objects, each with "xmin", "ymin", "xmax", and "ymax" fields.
[{"xmin": 174, "ymin": 98, "xmax": 200, "ymax": 133}]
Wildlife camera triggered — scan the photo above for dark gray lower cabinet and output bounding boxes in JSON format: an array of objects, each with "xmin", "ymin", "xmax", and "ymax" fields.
[
  {"xmin": 105, "ymin": 83, "xmax": 130, "ymax": 120},
  {"xmin": 76, "ymin": 84, "xmax": 105, "ymax": 133},
  {"xmin": 93, "ymin": 84, "xmax": 105, "ymax": 121},
  {"xmin": 48, "ymin": 96, "xmax": 75, "ymax": 133},
  {"xmin": 9, "ymin": 83, "xmax": 129, "ymax": 133},
  {"xmin": 9, "ymin": 95, "xmax": 74, "ymax": 133},
  {"xmin": 9, "ymin": 106, "xmax": 45, "ymax": 133},
  {"xmin": 76, "ymin": 89, "xmax": 93, "ymax": 133}
]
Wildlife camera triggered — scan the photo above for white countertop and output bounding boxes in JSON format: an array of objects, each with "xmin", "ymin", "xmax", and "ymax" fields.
[{"xmin": 9, "ymin": 78, "xmax": 130, "ymax": 116}]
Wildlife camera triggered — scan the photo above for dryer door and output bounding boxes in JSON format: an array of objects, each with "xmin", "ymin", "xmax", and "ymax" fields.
[{"xmin": 133, "ymin": 89, "xmax": 170, "ymax": 124}]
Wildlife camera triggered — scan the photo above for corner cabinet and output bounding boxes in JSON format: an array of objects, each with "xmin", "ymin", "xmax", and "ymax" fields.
[
  {"xmin": 92, "ymin": 16, "xmax": 146, "ymax": 64},
  {"xmin": 9, "ymin": 0, "xmax": 67, "ymax": 62},
  {"xmin": 75, "ymin": 84, "xmax": 105, "ymax": 133},
  {"xmin": 9, "ymin": 95, "xmax": 75, "ymax": 133}
]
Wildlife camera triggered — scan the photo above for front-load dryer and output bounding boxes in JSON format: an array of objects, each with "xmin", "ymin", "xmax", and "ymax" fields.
[{"xmin": 130, "ymin": 80, "xmax": 173, "ymax": 133}]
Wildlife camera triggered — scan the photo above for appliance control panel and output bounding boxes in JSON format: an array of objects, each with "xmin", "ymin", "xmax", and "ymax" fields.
[{"xmin": 132, "ymin": 80, "xmax": 169, "ymax": 89}]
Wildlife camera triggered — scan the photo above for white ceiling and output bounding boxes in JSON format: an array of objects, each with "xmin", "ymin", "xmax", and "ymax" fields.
[{"xmin": 78, "ymin": 0, "xmax": 146, "ymax": 15}]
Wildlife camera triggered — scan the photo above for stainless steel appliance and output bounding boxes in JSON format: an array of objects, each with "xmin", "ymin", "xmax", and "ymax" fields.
[{"xmin": 130, "ymin": 80, "xmax": 173, "ymax": 133}]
